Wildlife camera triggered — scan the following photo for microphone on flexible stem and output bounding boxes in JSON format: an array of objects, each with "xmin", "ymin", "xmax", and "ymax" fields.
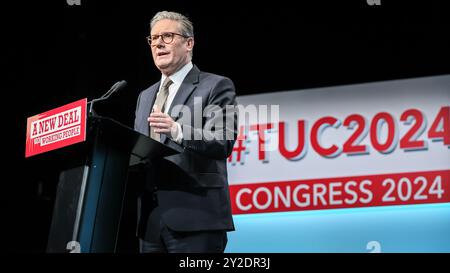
[{"xmin": 88, "ymin": 80, "xmax": 127, "ymax": 115}]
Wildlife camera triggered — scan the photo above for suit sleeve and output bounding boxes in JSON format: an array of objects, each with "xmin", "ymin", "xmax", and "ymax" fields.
[
  {"xmin": 134, "ymin": 92, "xmax": 143, "ymax": 131},
  {"xmin": 180, "ymin": 77, "xmax": 238, "ymax": 160}
]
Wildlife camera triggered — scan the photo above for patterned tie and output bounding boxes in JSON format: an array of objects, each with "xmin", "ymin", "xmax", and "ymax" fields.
[{"xmin": 150, "ymin": 77, "xmax": 173, "ymax": 141}]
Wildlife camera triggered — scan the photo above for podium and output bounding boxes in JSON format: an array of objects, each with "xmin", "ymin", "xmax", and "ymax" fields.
[{"xmin": 45, "ymin": 115, "xmax": 179, "ymax": 253}]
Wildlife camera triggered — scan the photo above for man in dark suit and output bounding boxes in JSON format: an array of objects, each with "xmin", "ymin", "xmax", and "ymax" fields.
[{"xmin": 134, "ymin": 11, "xmax": 237, "ymax": 253}]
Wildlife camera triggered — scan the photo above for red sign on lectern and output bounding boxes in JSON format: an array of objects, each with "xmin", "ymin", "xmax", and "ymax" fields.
[{"xmin": 25, "ymin": 98, "xmax": 87, "ymax": 158}]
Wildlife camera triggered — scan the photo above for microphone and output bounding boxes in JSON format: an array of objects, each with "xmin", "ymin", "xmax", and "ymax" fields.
[{"xmin": 88, "ymin": 80, "xmax": 127, "ymax": 114}]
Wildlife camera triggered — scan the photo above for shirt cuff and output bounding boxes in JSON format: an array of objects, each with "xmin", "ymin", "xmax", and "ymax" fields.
[{"xmin": 170, "ymin": 122, "xmax": 183, "ymax": 144}]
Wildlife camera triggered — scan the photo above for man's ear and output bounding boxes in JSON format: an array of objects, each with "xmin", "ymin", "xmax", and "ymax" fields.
[{"xmin": 186, "ymin": 37, "xmax": 194, "ymax": 50}]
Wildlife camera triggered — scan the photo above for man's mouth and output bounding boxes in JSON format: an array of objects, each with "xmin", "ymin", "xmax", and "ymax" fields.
[{"xmin": 157, "ymin": 52, "xmax": 170, "ymax": 57}]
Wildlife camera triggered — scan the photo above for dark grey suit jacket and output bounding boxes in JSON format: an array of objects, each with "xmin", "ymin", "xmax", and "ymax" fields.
[{"xmin": 134, "ymin": 65, "xmax": 237, "ymax": 235}]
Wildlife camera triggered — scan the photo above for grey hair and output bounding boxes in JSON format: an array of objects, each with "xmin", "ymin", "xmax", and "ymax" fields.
[{"xmin": 150, "ymin": 11, "xmax": 194, "ymax": 38}]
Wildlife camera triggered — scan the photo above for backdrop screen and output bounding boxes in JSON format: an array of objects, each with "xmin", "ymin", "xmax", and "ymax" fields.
[{"xmin": 226, "ymin": 75, "xmax": 450, "ymax": 252}]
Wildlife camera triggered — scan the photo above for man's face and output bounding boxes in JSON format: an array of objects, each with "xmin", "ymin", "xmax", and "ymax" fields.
[{"xmin": 150, "ymin": 19, "xmax": 194, "ymax": 76}]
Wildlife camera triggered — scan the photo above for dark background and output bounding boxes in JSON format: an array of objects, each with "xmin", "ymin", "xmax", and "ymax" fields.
[{"xmin": 2, "ymin": 0, "xmax": 449, "ymax": 252}]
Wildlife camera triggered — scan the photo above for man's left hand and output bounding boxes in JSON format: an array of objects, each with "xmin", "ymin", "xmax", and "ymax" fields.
[{"xmin": 148, "ymin": 111, "xmax": 179, "ymax": 138}]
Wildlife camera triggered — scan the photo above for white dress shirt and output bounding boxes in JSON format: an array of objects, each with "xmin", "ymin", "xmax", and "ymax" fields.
[{"xmin": 155, "ymin": 62, "xmax": 193, "ymax": 143}]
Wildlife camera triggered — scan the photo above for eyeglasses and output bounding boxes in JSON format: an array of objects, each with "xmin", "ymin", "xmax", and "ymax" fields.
[{"xmin": 146, "ymin": 32, "xmax": 190, "ymax": 46}]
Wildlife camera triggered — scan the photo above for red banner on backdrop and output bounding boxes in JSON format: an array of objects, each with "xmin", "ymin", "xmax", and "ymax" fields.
[
  {"xmin": 229, "ymin": 169, "xmax": 450, "ymax": 214},
  {"xmin": 25, "ymin": 98, "xmax": 87, "ymax": 158}
]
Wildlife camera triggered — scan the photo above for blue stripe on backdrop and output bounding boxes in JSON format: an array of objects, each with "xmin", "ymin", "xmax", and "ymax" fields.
[{"xmin": 226, "ymin": 203, "xmax": 450, "ymax": 253}]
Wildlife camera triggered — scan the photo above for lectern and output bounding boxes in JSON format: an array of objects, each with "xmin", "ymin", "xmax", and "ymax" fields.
[{"xmin": 45, "ymin": 115, "xmax": 179, "ymax": 253}]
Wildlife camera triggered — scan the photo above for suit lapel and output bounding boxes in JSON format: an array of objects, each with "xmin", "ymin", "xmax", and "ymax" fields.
[
  {"xmin": 143, "ymin": 81, "xmax": 161, "ymax": 118},
  {"xmin": 161, "ymin": 65, "xmax": 200, "ymax": 143},
  {"xmin": 139, "ymin": 83, "xmax": 159, "ymax": 135},
  {"xmin": 167, "ymin": 65, "xmax": 200, "ymax": 118}
]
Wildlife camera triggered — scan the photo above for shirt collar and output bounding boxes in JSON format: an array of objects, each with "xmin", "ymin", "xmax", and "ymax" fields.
[{"xmin": 160, "ymin": 62, "xmax": 193, "ymax": 90}]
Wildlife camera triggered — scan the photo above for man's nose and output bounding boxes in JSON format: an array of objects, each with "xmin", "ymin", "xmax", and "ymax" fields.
[{"xmin": 155, "ymin": 39, "xmax": 165, "ymax": 48}]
